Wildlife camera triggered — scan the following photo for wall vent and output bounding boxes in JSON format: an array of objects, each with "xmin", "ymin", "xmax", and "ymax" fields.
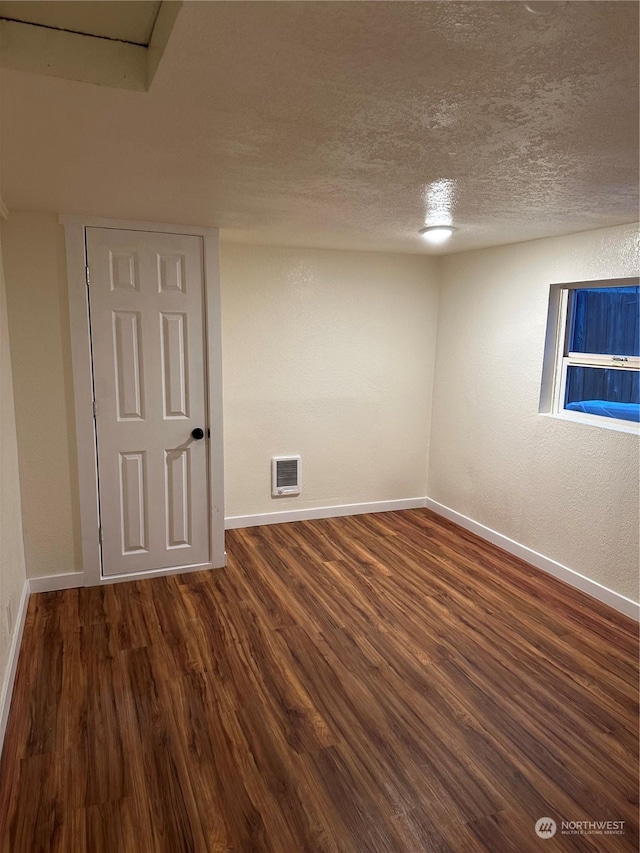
[{"xmin": 272, "ymin": 456, "xmax": 301, "ymax": 496}]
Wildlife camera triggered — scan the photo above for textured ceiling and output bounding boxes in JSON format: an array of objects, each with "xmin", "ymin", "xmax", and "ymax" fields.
[{"xmin": 1, "ymin": 1, "xmax": 638, "ymax": 254}]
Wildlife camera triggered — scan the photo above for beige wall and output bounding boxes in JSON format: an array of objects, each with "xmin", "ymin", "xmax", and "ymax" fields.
[
  {"xmin": 0, "ymin": 222, "xmax": 27, "ymax": 698},
  {"xmin": 2, "ymin": 212, "xmax": 638, "ymax": 607},
  {"xmin": 220, "ymin": 244, "xmax": 439, "ymax": 517},
  {"xmin": 2, "ymin": 217, "xmax": 439, "ymax": 575},
  {"xmin": 429, "ymin": 224, "xmax": 640, "ymax": 602},
  {"xmin": 2, "ymin": 213, "xmax": 80, "ymax": 579}
]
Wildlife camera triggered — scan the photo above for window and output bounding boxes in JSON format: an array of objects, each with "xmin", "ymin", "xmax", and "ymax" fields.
[{"xmin": 540, "ymin": 278, "xmax": 640, "ymax": 430}]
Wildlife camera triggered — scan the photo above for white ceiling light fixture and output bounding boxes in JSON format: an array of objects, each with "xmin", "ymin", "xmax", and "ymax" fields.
[{"xmin": 419, "ymin": 225, "xmax": 457, "ymax": 245}]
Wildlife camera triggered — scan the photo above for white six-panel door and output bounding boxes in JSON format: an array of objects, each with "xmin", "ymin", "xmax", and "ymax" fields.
[{"xmin": 87, "ymin": 227, "xmax": 211, "ymax": 577}]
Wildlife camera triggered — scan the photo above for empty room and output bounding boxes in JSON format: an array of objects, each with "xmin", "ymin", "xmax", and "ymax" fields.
[{"xmin": 0, "ymin": 1, "xmax": 638, "ymax": 851}]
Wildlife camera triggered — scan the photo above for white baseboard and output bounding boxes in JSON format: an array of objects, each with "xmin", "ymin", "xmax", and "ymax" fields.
[
  {"xmin": 21, "ymin": 498, "xmax": 639, "ymax": 622},
  {"xmin": 0, "ymin": 579, "xmax": 29, "ymax": 753},
  {"xmin": 425, "ymin": 498, "xmax": 639, "ymax": 621},
  {"xmin": 225, "ymin": 497, "xmax": 428, "ymax": 530},
  {"xmin": 29, "ymin": 572, "xmax": 84, "ymax": 594},
  {"xmin": 27, "ymin": 561, "xmax": 229, "ymax": 593}
]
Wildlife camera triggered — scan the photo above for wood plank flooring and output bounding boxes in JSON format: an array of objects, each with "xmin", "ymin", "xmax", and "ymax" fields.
[{"xmin": 0, "ymin": 509, "xmax": 638, "ymax": 852}]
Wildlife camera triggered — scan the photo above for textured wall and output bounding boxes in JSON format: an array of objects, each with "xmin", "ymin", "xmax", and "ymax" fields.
[
  {"xmin": 0, "ymin": 223, "xmax": 27, "ymax": 696},
  {"xmin": 2, "ymin": 213, "xmax": 80, "ymax": 579},
  {"xmin": 1, "ymin": 219, "xmax": 439, "ymax": 575},
  {"xmin": 429, "ymin": 224, "xmax": 640, "ymax": 602},
  {"xmin": 220, "ymin": 244, "xmax": 439, "ymax": 517},
  {"xmin": 4, "ymin": 213, "xmax": 638, "ymax": 606}
]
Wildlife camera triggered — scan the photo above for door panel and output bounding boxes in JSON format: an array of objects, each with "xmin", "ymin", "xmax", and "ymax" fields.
[
  {"xmin": 113, "ymin": 311, "xmax": 144, "ymax": 419},
  {"xmin": 160, "ymin": 312, "xmax": 189, "ymax": 418},
  {"xmin": 87, "ymin": 228, "xmax": 210, "ymax": 577},
  {"xmin": 165, "ymin": 447, "xmax": 191, "ymax": 548},
  {"xmin": 120, "ymin": 451, "xmax": 148, "ymax": 553}
]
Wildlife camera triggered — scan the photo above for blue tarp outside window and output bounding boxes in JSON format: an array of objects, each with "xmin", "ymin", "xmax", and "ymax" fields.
[{"xmin": 564, "ymin": 286, "xmax": 640, "ymax": 423}]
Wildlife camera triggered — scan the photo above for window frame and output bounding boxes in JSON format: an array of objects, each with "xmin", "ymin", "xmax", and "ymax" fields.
[{"xmin": 540, "ymin": 277, "xmax": 640, "ymax": 434}]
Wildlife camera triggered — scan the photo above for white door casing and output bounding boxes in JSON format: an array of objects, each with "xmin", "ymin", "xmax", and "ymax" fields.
[{"xmin": 63, "ymin": 218, "xmax": 225, "ymax": 585}]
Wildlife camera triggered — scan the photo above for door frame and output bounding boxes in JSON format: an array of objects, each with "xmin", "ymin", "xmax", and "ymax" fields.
[{"xmin": 61, "ymin": 215, "xmax": 226, "ymax": 586}]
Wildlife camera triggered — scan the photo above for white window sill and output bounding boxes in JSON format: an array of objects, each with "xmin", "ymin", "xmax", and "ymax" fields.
[{"xmin": 539, "ymin": 410, "xmax": 640, "ymax": 435}]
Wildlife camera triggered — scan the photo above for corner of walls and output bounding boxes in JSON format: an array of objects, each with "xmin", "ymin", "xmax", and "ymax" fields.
[
  {"xmin": 0, "ymin": 580, "xmax": 29, "ymax": 752},
  {"xmin": 0, "ymin": 212, "xmax": 30, "ymax": 754},
  {"xmin": 2, "ymin": 212, "xmax": 82, "ymax": 582},
  {"xmin": 425, "ymin": 252, "xmax": 445, "ymax": 498}
]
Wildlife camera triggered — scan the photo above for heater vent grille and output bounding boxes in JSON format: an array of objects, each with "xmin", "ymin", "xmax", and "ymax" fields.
[{"xmin": 272, "ymin": 456, "xmax": 301, "ymax": 496}]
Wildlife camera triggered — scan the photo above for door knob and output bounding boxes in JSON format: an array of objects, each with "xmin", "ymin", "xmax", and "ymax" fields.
[{"xmin": 191, "ymin": 427, "xmax": 205, "ymax": 440}]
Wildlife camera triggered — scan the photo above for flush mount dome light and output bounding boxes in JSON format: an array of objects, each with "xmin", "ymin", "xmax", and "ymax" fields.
[{"xmin": 419, "ymin": 225, "xmax": 457, "ymax": 245}]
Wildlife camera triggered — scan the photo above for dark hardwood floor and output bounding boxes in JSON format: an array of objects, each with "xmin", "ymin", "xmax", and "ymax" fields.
[{"xmin": 0, "ymin": 509, "xmax": 638, "ymax": 852}]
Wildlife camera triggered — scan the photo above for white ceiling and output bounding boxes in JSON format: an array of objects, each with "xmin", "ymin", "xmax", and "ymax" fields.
[
  {"xmin": 0, "ymin": 1, "xmax": 161, "ymax": 45},
  {"xmin": 1, "ymin": 1, "xmax": 638, "ymax": 254}
]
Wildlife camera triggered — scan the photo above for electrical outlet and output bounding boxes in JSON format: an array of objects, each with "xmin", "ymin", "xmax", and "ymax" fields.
[{"xmin": 5, "ymin": 602, "xmax": 12, "ymax": 635}]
